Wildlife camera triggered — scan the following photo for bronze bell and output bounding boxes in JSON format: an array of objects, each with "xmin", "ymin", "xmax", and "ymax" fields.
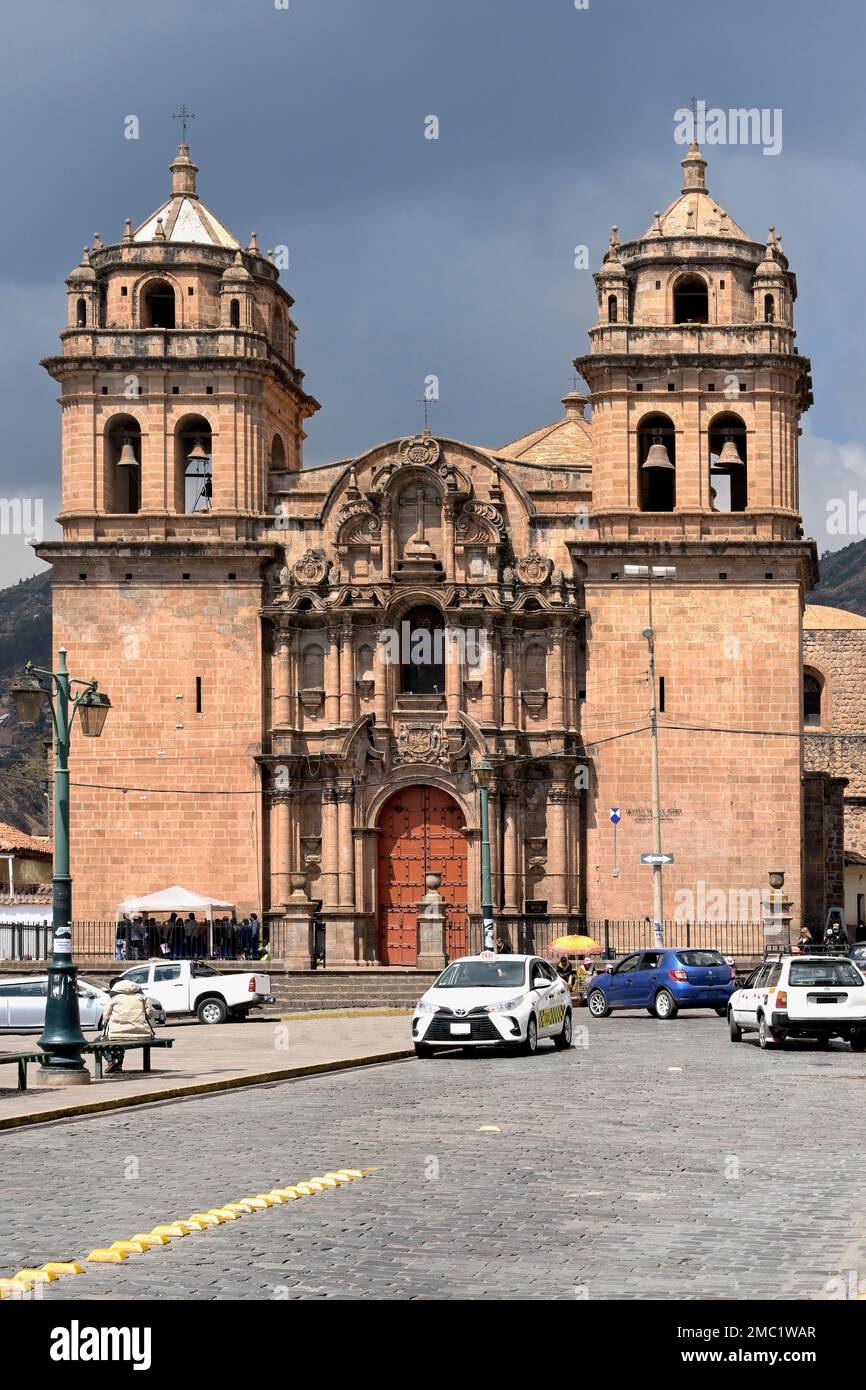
[
  {"xmin": 642, "ymin": 435, "xmax": 674, "ymax": 470},
  {"xmin": 187, "ymin": 438, "xmax": 209, "ymax": 463},
  {"xmin": 117, "ymin": 436, "xmax": 139, "ymax": 468},
  {"xmin": 715, "ymin": 435, "xmax": 744, "ymax": 468}
]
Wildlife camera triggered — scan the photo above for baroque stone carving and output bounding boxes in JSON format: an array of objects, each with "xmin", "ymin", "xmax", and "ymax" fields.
[
  {"xmin": 396, "ymin": 723, "xmax": 450, "ymax": 767},
  {"xmin": 398, "ymin": 430, "xmax": 441, "ymax": 467},
  {"xmin": 457, "ymin": 500, "xmax": 505, "ymax": 543},
  {"xmin": 516, "ymin": 550, "xmax": 554, "ymax": 586},
  {"xmin": 293, "ymin": 549, "xmax": 328, "ymax": 587}
]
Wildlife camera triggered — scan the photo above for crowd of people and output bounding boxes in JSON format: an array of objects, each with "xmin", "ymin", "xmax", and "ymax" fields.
[{"xmin": 115, "ymin": 911, "xmax": 266, "ymax": 962}]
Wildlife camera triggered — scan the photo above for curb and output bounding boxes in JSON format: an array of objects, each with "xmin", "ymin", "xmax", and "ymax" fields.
[{"xmin": 0, "ymin": 1048, "xmax": 414, "ymax": 1132}]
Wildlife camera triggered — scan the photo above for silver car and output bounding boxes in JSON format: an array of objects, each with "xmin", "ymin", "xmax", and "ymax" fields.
[{"xmin": 0, "ymin": 975, "xmax": 165, "ymax": 1031}]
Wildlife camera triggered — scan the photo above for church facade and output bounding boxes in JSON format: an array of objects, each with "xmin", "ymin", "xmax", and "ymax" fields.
[{"xmin": 38, "ymin": 140, "xmax": 824, "ymax": 964}]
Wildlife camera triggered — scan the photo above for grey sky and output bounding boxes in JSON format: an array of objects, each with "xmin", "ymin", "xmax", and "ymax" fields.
[{"xmin": 1, "ymin": 0, "xmax": 864, "ymax": 584}]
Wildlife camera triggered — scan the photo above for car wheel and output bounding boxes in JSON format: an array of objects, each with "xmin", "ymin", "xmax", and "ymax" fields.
[
  {"xmin": 653, "ymin": 989, "xmax": 678, "ymax": 1020},
  {"xmin": 414, "ymin": 1043, "xmax": 435, "ymax": 1059},
  {"xmin": 728, "ymin": 1010, "xmax": 743, "ymax": 1041},
  {"xmin": 758, "ymin": 1014, "xmax": 781, "ymax": 1050},
  {"xmin": 520, "ymin": 1015, "xmax": 539, "ymax": 1055},
  {"xmin": 714, "ymin": 1006, "xmax": 728, "ymax": 1017},
  {"xmin": 850, "ymin": 1031, "xmax": 866, "ymax": 1052},
  {"xmin": 587, "ymin": 990, "xmax": 611, "ymax": 1019},
  {"xmin": 196, "ymin": 995, "xmax": 228, "ymax": 1025},
  {"xmin": 553, "ymin": 1009, "xmax": 573, "ymax": 1050}
]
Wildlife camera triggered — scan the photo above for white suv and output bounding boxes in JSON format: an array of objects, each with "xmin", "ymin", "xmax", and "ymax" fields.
[{"xmin": 728, "ymin": 951, "xmax": 866, "ymax": 1050}]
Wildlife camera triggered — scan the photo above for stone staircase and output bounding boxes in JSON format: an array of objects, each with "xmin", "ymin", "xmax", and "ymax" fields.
[{"xmin": 271, "ymin": 970, "xmax": 438, "ymax": 1013}]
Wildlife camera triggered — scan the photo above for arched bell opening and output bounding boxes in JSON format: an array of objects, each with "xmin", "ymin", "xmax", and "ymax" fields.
[
  {"xmin": 637, "ymin": 414, "xmax": 676, "ymax": 512},
  {"xmin": 174, "ymin": 414, "xmax": 213, "ymax": 513},
  {"xmin": 141, "ymin": 278, "xmax": 176, "ymax": 329},
  {"xmin": 673, "ymin": 275, "xmax": 708, "ymax": 324},
  {"xmin": 764, "ymin": 293, "xmax": 775, "ymax": 323},
  {"xmin": 103, "ymin": 415, "xmax": 142, "ymax": 515},
  {"xmin": 708, "ymin": 413, "xmax": 748, "ymax": 513}
]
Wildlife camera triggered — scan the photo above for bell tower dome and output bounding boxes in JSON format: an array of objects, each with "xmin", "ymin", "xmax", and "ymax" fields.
[
  {"xmin": 42, "ymin": 143, "xmax": 319, "ymax": 539},
  {"xmin": 576, "ymin": 142, "xmax": 813, "ymax": 537}
]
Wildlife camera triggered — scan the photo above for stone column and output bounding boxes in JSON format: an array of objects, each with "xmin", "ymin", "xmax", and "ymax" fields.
[
  {"xmin": 272, "ymin": 628, "xmax": 292, "ymax": 729},
  {"xmin": 443, "ymin": 502, "xmax": 457, "ymax": 583},
  {"xmin": 547, "ymin": 622, "xmax": 565, "ymax": 728},
  {"xmin": 481, "ymin": 620, "xmax": 496, "ymax": 724},
  {"xmin": 320, "ymin": 784, "xmax": 340, "ymax": 909},
  {"xmin": 275, "ymin": 874, "xmax": 317, "ymax": 969},
  {"xmin": 325, "ymin": 626, "xmax": 340, "ymax": 725},
  {"xmin": 336, "ymin": 783, "xmax": 356, "ymax": 908},
  {"xmin": 445, "ymin": 621, "xmax": 462, "ymax": 723},
  {"xmin": 381, "ymin": 498, "xmax": 393, "ymax": 579},
  {"xmin": 269, "ymin": 791, "xmax": 291, "ymax": 910},
  {"xmin": 502, "ymin": 782, "xmax": 519, "ymax": 912},
  {"xmin": 546, "ymin": 773, "xmax": 569, "ymax": 914},
  {"xmin": 374, "ymin": 629, "xmax": 389, "ymax": 726},
  {"xmin": 339, "ymin": 620, "xmax": 355, "ymax": 725},
  {"xmin": 502, "ymin": 622, "xmax": 516, "ymax": 729},
  {"xmin": 564, "ymin": 626, "xmax": 577, "ymax": 732}
]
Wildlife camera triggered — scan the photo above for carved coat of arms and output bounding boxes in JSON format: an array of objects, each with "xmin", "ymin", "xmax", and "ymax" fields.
[{"xmin": 396, "ymin": 724, "xmax": 449, "ymax": 766}]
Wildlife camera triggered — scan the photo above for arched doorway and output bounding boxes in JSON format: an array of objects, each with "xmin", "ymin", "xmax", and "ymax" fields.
[{"xmin": 377, "ymin": 786, "xmax": 468, "ymax": 965}]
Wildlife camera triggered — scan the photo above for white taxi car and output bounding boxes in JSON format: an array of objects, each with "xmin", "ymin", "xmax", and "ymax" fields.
[
  {"xmin": 412, "ymin": 953, "xmax": 572, "ymax": 1057},
  {"xmin": 727, "ymin": 950, "xmax": 866, "ymax": 1050}
]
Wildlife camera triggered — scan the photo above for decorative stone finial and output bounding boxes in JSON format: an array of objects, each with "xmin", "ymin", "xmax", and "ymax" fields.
[
  {"xmin": 122, "ymin": 218, "xmax": 133, "ymax": 242},
  {"xmin": 92, "ymin": 232, "xmax": 102, "ymax": 250},
  {"xmin": 170, "ymin": 143, "xmax": 199, "ymax": 197},
  {"xmin": 681, "ymin": 140, "xmax": 708, "ymax": 193},
  {"xmin": 247, "ymin": 232, "xmax": 259, "ymax": 254},
  {"xmin": 153, "ymin": 217, "xmax": 166, "ymax": 241}
]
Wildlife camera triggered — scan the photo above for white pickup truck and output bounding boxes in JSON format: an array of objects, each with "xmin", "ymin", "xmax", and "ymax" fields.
[{"xmin": 111, "ymin": 960, "xmax": 274, "ymax": 1025}]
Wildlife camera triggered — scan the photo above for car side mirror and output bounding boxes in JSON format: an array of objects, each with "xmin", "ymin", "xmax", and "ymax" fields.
[{"xmin": 532, "ymin": 976, "xmax": 546, "ymax": 990}]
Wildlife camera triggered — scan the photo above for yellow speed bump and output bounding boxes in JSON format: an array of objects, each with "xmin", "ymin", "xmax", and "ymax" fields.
[
  {"xmin": 130, "ymin": 1233, "xmax": 169, "ymax": 1248},
  {"xmin": 207, "ymin": 1208, "xmax": 239, "ymax": 1221},
  {"xmin": 188, "ymin": 1212, "xmax": 222, "ymax": 1226},
  {"xmin": 294, "ymin": 1182, "xmax": 323, "ymax": 1195},
  {"xmin": 309, "ymin": 1176, "xmax": 339, "ymax": 1188},
  {"xmin": 224, "ymin": 1202, "xmax": 256, "ymax": 1215},
  {"xmin": 41, "ymin": 1263, "xmax": 85, "ymax": 1277},
  {"xmin": 173, "ymin": 1220, "xmax": 209, "ymax": 1233},
  {"xmin": 238, "ymin": 1196, "xmax": 273, "ymax": 1209},
  {"xmin": 86, "ymin": 1249, "xmax": 128, "ymax": 1263},
  {"xmin": 14, "ymin": 1268, "xmax": 59, "ymax": 1285},
  {"xmin": 334, "ymin": 1169, "xmax": 366, "ymax": 1180},
  {"xmin": 110, "ymin": 1240, "xmax": 151, "ymax": 1255},
  {"xmin": 266, "ymin": 1188, "xmax": 300, "ymax": 1200},
  {"xmin": 151, "ymin": 1224, "xmax": 189, "ymax": 1238}
]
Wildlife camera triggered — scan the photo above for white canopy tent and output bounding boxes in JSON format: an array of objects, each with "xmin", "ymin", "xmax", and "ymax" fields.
[{"xmin": 115, "ymin": 885, "xmax": 236, "ymax": 958}]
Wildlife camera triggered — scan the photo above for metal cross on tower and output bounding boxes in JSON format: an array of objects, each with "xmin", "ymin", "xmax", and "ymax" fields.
[{"xmin": 172, "ymin": 105, "xmax": 196, "ymax": 143}]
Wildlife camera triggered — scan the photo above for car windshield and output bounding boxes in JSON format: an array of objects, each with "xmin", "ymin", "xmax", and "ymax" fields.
[
  {"xmin": 435, "ymin": 960, "xmax": 526, "ymax": 989},
  {"xmin": 789, "ymin": 960, "xmax": 864, "ymax": 987},
  {"xmin": 675, "ymin": 950, "xmax": 726, "ymax": 967}
]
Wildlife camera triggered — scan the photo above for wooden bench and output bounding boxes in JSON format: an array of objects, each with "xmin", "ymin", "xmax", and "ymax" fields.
[{"xmin": 0, "ymin": 1038, "xmax": 174, "ymax": 1092}]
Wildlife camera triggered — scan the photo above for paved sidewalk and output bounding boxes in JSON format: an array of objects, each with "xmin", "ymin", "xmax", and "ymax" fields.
[{"xmin": 0, "ymin": 1014, "xmax": 412, "ymax": 1129}]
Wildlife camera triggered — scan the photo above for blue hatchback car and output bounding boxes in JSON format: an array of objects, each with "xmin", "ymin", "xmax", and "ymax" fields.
[{"xmin": 586, "ymin": 948, "xmax": 736, "ymax": 1020}]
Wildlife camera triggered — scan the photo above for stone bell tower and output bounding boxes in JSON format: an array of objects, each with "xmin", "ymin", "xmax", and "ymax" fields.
[
  {"xmin": 37, "ymin": 145, "xmax": 319, "ymax": 920},
  {"xmin": 574, "ymin": 142, "xmax": 818, "ymax": 929}
]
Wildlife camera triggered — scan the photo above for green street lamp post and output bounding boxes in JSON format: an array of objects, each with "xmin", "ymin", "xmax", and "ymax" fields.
[
  {"xmin": 474, "ymin": 757, "xmax": 495, "ymax": 952},
  {"xmin": 11, "ymin": 649, "xmax": 111, "ymax": 1082}
]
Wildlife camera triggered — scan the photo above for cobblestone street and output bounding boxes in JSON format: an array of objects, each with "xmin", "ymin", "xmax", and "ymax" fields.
[{"xmin": 4, "ymin": 1011, "xmax": 866, "ymax": 1301}]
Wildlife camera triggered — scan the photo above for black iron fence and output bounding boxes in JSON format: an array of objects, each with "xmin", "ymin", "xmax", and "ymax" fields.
[{"xmin": 469, "ymin": 916, "xmax": 767, "ymax": 960}]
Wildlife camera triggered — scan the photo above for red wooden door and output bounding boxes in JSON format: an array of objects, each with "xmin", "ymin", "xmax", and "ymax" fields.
[{"xmin": 377, "ymin": 787, "xmax": 468, "ymax": 965}]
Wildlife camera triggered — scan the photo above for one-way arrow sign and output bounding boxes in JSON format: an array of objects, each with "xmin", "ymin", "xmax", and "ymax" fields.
[{"xmin": 640, "ymin": 852, "xmax": 675, "ymax": 865}]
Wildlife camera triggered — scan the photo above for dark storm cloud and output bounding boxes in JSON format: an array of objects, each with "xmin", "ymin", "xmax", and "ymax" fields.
[{"xmin": 1, "ymin": 0, "xmax": 865, "ymax": 581}]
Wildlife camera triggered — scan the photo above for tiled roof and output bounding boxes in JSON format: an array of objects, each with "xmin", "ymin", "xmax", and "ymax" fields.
[
  {"xmin": 803, "ymin": 604, "xmax": 866, "ymax": 630},
  {"xmin": 133, "ymin": 194, "xmax": 240, "ymax": 248},
  {"xmin": 0, "ymin": 822, "xmax": 53, "ymax": 857},
  {"xmin": 495, "ymin": 395, "xmax": 593, "ymax": 467}
]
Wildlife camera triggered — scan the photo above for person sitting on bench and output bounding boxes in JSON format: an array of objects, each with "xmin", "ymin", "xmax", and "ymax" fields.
[{"xmin": 100, "ymin": 980, "xmax": 156, "ymax": 1074}]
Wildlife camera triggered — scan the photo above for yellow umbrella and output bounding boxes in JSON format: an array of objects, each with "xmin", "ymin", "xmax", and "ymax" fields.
[{"xmin": 549, "ymin": 934, "xmax": 602, "ymax": 955}]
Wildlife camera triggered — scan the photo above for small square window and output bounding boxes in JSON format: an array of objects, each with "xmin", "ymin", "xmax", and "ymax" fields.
[
  {"xmin": 78, "ymin": 573, "xmax": 87, "ymax": 581},
  {"xmin": 739, "ymin": 382, "xmax": 748, "ymax": 392},
  {"xmin": 205, "ymin": 386, "xmax": 213, "ymax": 395},
  {"xmin": 611, "ymin": 572, "xmax": 619, "ymax": 580},
  {"xmin": 101, "ymin": 385, "xmax": 108, "ymax": 395},
  {"xmin": 719, "ymin": 571, "xmax": 727, "ymax": 580},
  {"xmin": 635, "ymin": 383, "xmax": 643, "ymax": 392},
  {"xmin": 124, "ymin": 572, "xmax": 132, "ymax": 581},
  {"xmin": 182, "ymin": 573, "xmax": 191, "ymax": 581},
  {"xmin": 720, "ymin": 279, "xmax": 726, "ymax": 289},
  {"xmin": 228, "ymin": 572, "xmax": 236, "ymax": 581},
  {"xmin": 667, "ymin": 382, "xmax": 675, "ymax": 391},
  {"xmin": 171, "ymin": 385, "xmax": 179, "ymax": 395},
  {"xmin": 655, "ymin": 280, "xmax": 661, "ymax": 290},
  {"xmin": 707, "ymin": 382, "xmax": 715, "ymax": 392},
  {"xmin": 187, "ymin": 287, "xmax": 194, "ymax": 296},
  {"xmin": 578, "ymin": 688, "xmax": 586, "ymax": 701},
  {"xmin": 765, "ymin": 572, "xmax": 773, "ymax": 580},
  {"xmin": 121, "ymin": 286, "xmax": 128, "ymax": 297}
]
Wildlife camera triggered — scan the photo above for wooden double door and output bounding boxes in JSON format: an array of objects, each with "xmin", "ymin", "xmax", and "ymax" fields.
[{"xmin": 377, "ymin": 786, "xmax": 468, "ymax": 965}]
